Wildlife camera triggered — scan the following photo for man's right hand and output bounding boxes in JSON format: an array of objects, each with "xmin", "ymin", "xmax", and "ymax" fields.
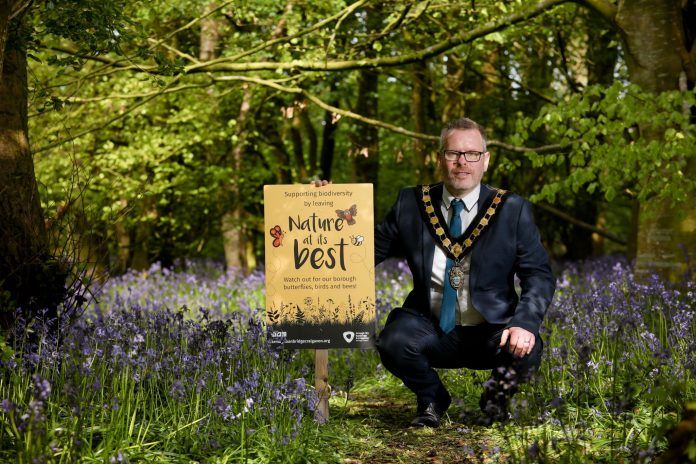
[{"xmin": 311, "ymin": 180, "xmax": 330, "ymax": 187}]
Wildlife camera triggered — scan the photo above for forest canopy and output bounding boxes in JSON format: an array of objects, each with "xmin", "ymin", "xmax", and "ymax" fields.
[{"xmin": 1, "ymin": 0, "xmax": 694, "ymax": 291}]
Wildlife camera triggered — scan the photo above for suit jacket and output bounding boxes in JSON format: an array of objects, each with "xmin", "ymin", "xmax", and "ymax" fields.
[{"xmin": 375, "ymin": 182, "xmax": 555, "ymax": 334}]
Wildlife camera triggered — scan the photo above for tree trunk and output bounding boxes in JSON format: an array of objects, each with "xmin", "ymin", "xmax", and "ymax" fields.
[
  {"xmin": 616, "ymin": 0, "xmax": 696, "ymax": 282},
  {"xmin": 411, "ymin": 60, "xmax": 435, "ymax": 183},
  {"xmin": 114, "ymin": 212, "xmax": 131, "ymax": 274},
  {"xmin": 290, "ymin": 105, "xmax": 307, "ymax": 180},
  {"xmin": 351, "ymin": 5, "xmax": 381, "ymax": 188},
  {"xmin": 131, "ymin": 220, "xmax": 150, "ymax": 270},
  {"xmin": 585, "ymin": 9, "xmax": 619, "ymax": 258},
  {"xmin": 222, "ymin": 86, "xmax": 252, "ymax": 270},
  {"xmin": 300, "ymin": 104, "xmax": 318, "ymax": 176},
  {"xmin": 0, "ymin": 17, "xmax": 64, "ymax": 330},
  {"xmin": 198, "ymin": 4, "xmax": 251, "ymax": 270},
  {"xmin": 352, "ymin": 68, "xmax": 379, "ymax": 187},
  {"xmin": 221, "ymin": 209, "xmax": 243, "ymax": 269},
  {"xmin": 442, "ymin": 56, "xmax": 465, "ymax": 123},
  {"xmin": 199, "ymin": 2, "xmax": 222, "ymax": 62},
  {"xmin": 572, "ymin": 9, "xmax": 619, "ymax": 258},
  {"xmin": 0, "ymin": 1, "xmax": 10, "ymax": 79},
  {"xmin": 319, "ymin": 82, "xmax": 338, "ymax": 180}
]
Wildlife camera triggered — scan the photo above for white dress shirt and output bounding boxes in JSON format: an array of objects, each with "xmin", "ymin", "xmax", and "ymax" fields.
[{"xmin": 430, "ymin": 185, "xmax": 486, "ymax": 326}]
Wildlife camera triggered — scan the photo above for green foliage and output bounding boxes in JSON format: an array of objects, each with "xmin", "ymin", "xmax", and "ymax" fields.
[
  {"xmin": 21, "ymin": 0, "xmax": 696, "ymax": 268},
  {"xmin": 515, "ymin": 82, "xmax": 696, "ymax": 205},
  {"xmin": 29, "ymin": 0, "xmax": 138, "ymax": 64},
  {"xmin": 0, "ymin": 333, "xmax": 13, "ymax": 362}
]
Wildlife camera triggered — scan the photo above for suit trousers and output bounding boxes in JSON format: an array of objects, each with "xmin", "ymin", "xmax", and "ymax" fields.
[{"xmin": 376, "ymin": 307, "xmax": 543, "ymax": 406}]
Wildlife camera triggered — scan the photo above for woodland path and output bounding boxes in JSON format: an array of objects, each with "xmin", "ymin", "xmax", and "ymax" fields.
[{"xmin": 335, "ymin": 388, "xmax": 506, "ymax": 463}]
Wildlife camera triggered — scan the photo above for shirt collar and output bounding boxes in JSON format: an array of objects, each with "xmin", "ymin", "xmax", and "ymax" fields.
[{"xmin": 443, "ymin": 184, "xmax": 480, "ymax": 212}]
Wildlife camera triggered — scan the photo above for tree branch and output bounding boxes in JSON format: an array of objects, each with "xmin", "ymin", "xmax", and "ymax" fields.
[
  {"xmin": 536, "ymin": 202, "xmax": 627, "ymax": 245},
  {"xmin": 489, "ymin": 140, "xmax": 564, "ymax": 153},
  {"xmin": 201, "ymin": 0, "xmax": 369, "ymax": 69},
  {"xmin": 9, "ymin": 0, "xmax": 34, "ymax": 20},
  {"xmin": 54, "ymin": 82, "xmax": 214, "ymax": 104},
  {"xmin": 555, "ymin": 29, "xmax": 583, "ymax": 92},
  {"xmin": 471, "ymin": 66, "xmax": 557, "ymax": 105},
  {"xmin": 214, "ymin": 75, "xmax": 566, "ymax": 153},
  {"xmin": 148, "ymin": 0, "xmax": 237, "ymax": 53},
  {"xmin": 148, "ymin": 38, "xmax": 199, "ymax": 64},
  {"xmin": 47, "ymin": 1, "xmax": 235, "ymax": 79},
  {"xmin": 51, "ymin": 0, "xmax": 570, "ymax": 75},
  {"xmin": 359, "ymin": 2, "xmax": 414, "ymax": 49},
  {"xmin": 324, "ymin": 0, "xmax": 366, "ymax": 60},
  {"xmin": 571, "ymin": 0, "xmax": 618, "ymax": 25},
  {"xmin": 32, "ymin": 63, "xmax": 568, "ymax": 156},
  {"xmin": 48, "ymin": 45, "xmax": 115, "ymax": 65},
  {"xmin": 33, "ymin": 75, "xmax": 183, "ymax": 154},
  {"xmin": 192, "ymin": 0, "xmax": 570, "ymax": 73}
]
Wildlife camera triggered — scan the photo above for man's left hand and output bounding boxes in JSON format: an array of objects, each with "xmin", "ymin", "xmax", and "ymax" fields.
[{"xmin": 500, "ymin": 327, "xmax": 535, "ymax": 358}]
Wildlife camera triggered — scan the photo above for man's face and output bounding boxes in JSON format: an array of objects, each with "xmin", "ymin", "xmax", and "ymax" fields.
[{"xmin": 438, "ymin": 129, "xmax": 490, "ymax": 197}]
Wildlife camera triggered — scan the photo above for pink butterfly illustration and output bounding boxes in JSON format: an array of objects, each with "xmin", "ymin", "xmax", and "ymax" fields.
[{"xmin": 270, "ymin": 225, "xmax": 284, "ymax": 247}]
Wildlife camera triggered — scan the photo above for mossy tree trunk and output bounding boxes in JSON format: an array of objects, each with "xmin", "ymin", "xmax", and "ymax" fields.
[
  {"xmin": 614, "ymin": 0, "xmax": 696, "ymax": 282},
  {"xmin": 0, "ymin": 16, "xmax": 64, "ymax": 330}
]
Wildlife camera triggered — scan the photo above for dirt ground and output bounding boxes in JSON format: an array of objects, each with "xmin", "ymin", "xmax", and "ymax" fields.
[{"xmin": 335, "ymin": 389, "xmax": 507, "ymax": 464}]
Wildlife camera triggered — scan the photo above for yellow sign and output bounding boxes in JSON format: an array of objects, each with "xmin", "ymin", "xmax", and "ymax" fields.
[{"xmin": 263, "ymin": 184, "xmax": 375, "ymax": 348}]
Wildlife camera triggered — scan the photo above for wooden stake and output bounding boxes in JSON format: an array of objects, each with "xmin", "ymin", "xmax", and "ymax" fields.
[{"xmin": 314, "ymin": 349, "xmax": 329, "ymax": 422}]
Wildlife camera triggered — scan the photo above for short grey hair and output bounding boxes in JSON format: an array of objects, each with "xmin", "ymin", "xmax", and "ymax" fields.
[{"xmin": 438, "ymin": 118, "xmax": 488, "ymax": 153}]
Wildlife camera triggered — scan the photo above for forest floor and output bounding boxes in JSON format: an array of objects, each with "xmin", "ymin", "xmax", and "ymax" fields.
[{"xmin": 331, "ymin": 385, "xmax": 509, "ymax": 464}]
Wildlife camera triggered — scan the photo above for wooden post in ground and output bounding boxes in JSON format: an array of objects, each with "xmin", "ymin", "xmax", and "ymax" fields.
[{"xmin": 315, "ymin": 349, "xmax": 329, "ymax": 422}]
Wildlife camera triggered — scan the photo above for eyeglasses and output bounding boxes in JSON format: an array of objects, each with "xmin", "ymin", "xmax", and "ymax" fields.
[{"xmin": 442, "ymin": 150, "xmax": 485, "ymax": 162}]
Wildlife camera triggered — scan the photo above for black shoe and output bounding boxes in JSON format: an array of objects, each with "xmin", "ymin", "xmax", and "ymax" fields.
[
  {"xmin": 411, "ymin": 402, "xmax": 446, "ymax": 428},
  {"xmin": 411, "ymin": 391, "xmax": 451, "ymax": 428}
]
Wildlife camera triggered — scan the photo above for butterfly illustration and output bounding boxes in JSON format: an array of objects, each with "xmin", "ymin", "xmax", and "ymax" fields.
[
  {"xmin": 336, "ymin": 204, "xmax": 357, "ymax": 225},
  {"xmin": 269, "ymin": 225, "xmax": 284, "ymax": 247},
  {"xmin": 350, "ymin": 235, "xmax": 364, "ymax": 246}
]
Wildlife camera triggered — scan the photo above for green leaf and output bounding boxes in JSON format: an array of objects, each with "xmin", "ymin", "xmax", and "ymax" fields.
[
  {"xmin": 487, "ymin": 32, "xmax": 505, "ymax": 44},
  {"xmin": 605, "ymin": 186, "xmax": 616, "ymax": 201}
]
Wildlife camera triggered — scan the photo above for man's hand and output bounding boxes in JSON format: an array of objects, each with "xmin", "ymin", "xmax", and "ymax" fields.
[
  {"xmin": 311, "ymin": 180, "xmax": 330, "ymax": 187},
  {"xmin": 500, "ymin": 327, "xmax": 535, "ymax": 358}
]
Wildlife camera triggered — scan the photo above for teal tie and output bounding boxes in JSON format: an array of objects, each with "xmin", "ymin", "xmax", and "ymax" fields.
[{"xmin": 440, "ymin": 199, "xmax": 464, "ymax": 333}]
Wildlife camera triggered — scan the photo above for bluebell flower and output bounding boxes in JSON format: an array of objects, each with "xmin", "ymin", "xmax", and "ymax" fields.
[
  {"xmin": 527, "ymin": 440, "xmax": 540, "ymax": 459},
  {"xmin": 1, "ymin": 399, "xmax": 16, "ymax": 412},
  {"xmin": 32, "ymin": 374, "xmax": 51, "ymax": 402}
]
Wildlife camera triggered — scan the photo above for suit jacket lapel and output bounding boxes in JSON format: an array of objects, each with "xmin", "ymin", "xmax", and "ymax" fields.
[
  {"xmin": 429, "ymin": 183, "xmax": 447, "ymax": 228},
  {"xmin": 422, "ymin": 183, "xmax": 443, "ymax": 285},
  {"xmin": 477, "ymin": 183, "xmax": 495, "ymax": 210},
  {"xmin": 461, "ymin": 184, "xmax": 495, "ymax": 237}
]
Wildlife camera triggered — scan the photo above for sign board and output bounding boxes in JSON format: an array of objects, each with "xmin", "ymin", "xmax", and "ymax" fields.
[{"xmin": 264, "ymin": 183, "xmax": 375, "ymax": 349}]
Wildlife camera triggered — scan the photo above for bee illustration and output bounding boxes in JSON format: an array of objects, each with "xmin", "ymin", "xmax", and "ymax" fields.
[
  {"xmin": 269, "ymin": 225, "xmax": 284, "ymax": 247},
  {"xmin": 336, "ymin": 204, "xmax": 357, "ymax": 225},
  {"xmin": 350, "ymin": 235, "xmax": 364, "ymax": 246}
]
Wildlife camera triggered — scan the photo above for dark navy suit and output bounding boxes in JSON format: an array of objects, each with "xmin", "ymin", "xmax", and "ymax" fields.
[{"xmin": 375, "ymin": 182, "xmax": 555, "ymax": 408}]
